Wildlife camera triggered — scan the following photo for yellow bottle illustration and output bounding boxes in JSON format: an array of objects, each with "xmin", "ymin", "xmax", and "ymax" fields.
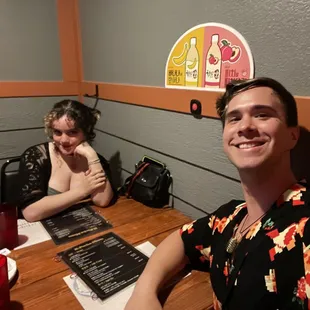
[
  {"xmin": 205, "ymin": 34, "xmax": 222, "ymax": 88},
  {"xmin": 185, "ymin": 37, "xmax": 199, "ymax": 87}
]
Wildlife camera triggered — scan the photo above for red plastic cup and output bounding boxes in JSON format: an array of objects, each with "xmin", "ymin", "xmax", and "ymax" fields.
[
  {"xmin": 0, "ymin": 203, "xmax": 18, "ymax": 250},
  {"xmin": 0, "ymin": 255, "xmax": 10, "ymax": 310}
]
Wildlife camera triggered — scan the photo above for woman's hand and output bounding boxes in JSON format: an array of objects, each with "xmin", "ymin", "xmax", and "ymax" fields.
[
  {"xmin": 74, "ymin": 141, "xmax": 97, "ymax": 161},
  {"xmin": 80, "ymin": 169, "xmax": 106, "ymax": 197}
]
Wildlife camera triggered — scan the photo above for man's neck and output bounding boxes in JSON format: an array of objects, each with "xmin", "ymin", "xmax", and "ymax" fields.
[{"xmin": 239, "ymin": 158, "xmax": 297, "ymax": 219}]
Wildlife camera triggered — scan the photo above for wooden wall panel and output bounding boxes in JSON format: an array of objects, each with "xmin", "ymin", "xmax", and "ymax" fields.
[
  {"xmin": 82, "ymin": 82, "xmax": 310, "ymax": 130},
  {"xmin": 0, "ymin": 82, "xmax": 78, "ymax": 98}
]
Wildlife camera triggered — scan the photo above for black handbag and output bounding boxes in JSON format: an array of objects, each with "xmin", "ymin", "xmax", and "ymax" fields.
[{"xmin": 119, "ymin": 156, "xmax": 172, "ymax": 208}]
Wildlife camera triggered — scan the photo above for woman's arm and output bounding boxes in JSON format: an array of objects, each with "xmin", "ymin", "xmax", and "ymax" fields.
[
  {"xmin": 19, "ymin": 143, "xmax": 107, "ymax": 222},
  {"xmin": 22, "ymin": 188, "xmax": 87, "ymax": 222},
  {"xmin": 87, "ymin": 157, "xmax": 114, "ymax": 207},
  {"xmin": 22, "ymin": 170, "xmax": 107, "ymax": 221},
  {"xmin": 21, "ymin": 170, "xmax": 107, "ymax": 222},
  {"xmin": 74, "ymin": 142, "xmax": 115, "ymax": 207}
]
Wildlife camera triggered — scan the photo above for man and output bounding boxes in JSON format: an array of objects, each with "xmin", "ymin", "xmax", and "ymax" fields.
[{"xmin": 125, "ymin": 78, "xmax": 310, "ymax": 309}]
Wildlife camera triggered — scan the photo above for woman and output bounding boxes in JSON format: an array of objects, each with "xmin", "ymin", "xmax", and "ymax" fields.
[{"xmin": 18, "ymin": 99, "xmax": 116, "ymax": 222}]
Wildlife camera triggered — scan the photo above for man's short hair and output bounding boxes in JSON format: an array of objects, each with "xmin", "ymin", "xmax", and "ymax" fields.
[{"xmin": 216, "ymin": 77, "xmax": 298, "ymax": 127}]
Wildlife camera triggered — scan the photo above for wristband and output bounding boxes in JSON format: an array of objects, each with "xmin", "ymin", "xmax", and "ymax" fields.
[{"xmin": 88, "ymin": 158, "xmax": 100, "ymax": 165}]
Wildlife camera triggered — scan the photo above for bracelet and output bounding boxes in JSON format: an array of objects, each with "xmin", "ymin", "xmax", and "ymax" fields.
[{"xmin": 88, "ymin": 158, "xmax": 101, "ymax": 165}]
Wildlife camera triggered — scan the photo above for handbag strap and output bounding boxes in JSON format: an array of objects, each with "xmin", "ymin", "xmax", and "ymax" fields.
[
  {"xmin": 126, "ymin": 162, "xmax": 150, "ymax": 197},
  {"xmin": 117, "ymin": 162, "xmax": 146, "ymax": 196}
]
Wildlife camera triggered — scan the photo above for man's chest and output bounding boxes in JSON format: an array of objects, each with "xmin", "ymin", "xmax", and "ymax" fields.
[{"xmin": 210, "ymin": 215, "xmax": 310, "ymax": 309}]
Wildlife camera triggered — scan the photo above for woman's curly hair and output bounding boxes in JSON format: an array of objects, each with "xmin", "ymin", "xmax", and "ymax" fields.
[{"xmin": 44, "ymin": 99, "xmax": 101, "ymax": 142}]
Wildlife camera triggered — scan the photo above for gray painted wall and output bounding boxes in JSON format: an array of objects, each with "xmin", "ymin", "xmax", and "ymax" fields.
[
  {"xmin": 80, "ymin": 1, "xmax": 310, "ymax": 218},
  {"xmin": 0, "ymin": 0, "xmax": 62, "ymax": 80},
  {"xmin": 79, "ymin": 0, "xmax": 310, "ymax": 218},
  {"xmin": 0, "ymin": 0, "xmax": 65, "ymax": 201},
  {"xmin": 80, "ymin": 0, "xmax": 310, "ymax": 95},
  {"xmin": 0, "ymin": 97, "xmax": 77, "ymax": 201},
  {"xmin": 0, "ymin": 96, "xmax": 78, "ymax": 162},
  {"xmin": 85, "ymin": 96, "xmax": 243, "ymax": 219}
]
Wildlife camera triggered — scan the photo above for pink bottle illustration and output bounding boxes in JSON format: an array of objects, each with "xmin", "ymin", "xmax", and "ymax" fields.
[{"xmin": 205, "ymin": 34, "xmax": 222, "ymax": 88}]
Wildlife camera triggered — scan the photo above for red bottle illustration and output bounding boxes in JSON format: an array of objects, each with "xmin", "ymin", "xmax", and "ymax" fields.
[{"xmin": 205, "ymin": 34, "xmax": 222, "ymax": 88}]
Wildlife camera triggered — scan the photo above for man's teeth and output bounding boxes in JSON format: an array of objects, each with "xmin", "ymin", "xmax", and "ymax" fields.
[{"xmin": 238, "ymin": 143, "xmax": 262, "ymax": 149}]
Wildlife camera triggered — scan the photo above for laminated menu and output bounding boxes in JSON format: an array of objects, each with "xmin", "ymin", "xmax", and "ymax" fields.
[
  {"xmin": 58, "ymin": 232, "xmax": 149, "ymax": 300},
  {"xmin": 41, "ymin": 202, "xmax": 111, "ymax": 245}
]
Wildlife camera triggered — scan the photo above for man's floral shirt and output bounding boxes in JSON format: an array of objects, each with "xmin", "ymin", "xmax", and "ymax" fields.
[{"xmin": 180, "ymin": 181, "xmax": 310, "ymax": 309}]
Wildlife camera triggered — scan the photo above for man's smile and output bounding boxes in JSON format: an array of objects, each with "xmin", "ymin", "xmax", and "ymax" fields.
[{"xmin": 232, "ymin": 141, "xmax": 267, "ymax": 150}]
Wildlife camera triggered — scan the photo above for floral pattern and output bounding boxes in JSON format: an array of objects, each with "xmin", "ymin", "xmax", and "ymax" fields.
[
  {"xmin": 180, "ymin": 181, "xmax": 310, "ymax": 309},
  {"xmin": 265, "ymin": 269, "xmax": 277, "ymax": 293},
  {"xmin": 267, "ymin": 217, "xmax": 309, "ymax": 262},
  {"xmin": 212, "ymin": 203, "xmax": 246, "ymax": 235},
  {"xmin": 245, "ymin": 220, "xmax": 262, "ymax": 240},
  {"xmin": 181, "ymin": 222, "xmax": 195, "ymax": 234}
]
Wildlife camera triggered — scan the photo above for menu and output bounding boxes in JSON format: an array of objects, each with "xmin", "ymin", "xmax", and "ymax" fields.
[
  {"xmin": 58, "ymin": 232, "xmax": 149, "ymax": 300},
  {"xmin": 41, "ymin": 202, "xmax": 111, "ymax": 245}
]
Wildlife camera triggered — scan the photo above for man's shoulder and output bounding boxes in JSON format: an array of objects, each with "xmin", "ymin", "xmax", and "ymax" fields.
[
  {"xmin": 301, "ymin": 179, "xmax": 310, "ymax": 203},
  {"xmin": 213, "ymin": 199, "xmax": 246, "ymax": 218}
]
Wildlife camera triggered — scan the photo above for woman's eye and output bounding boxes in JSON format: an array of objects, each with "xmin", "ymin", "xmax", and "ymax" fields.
[
  {"xmin": 53, "ymin": 130, "xmax": 61, "ymax": 136},
  {"xmin": 67, "ymin": 130, "xmax": 78, "ymax": 136}
]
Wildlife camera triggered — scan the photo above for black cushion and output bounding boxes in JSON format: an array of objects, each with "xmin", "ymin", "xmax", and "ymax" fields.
[{"xmin": 1, "ymin": 157, "xmax": 21, "ymax": 203}]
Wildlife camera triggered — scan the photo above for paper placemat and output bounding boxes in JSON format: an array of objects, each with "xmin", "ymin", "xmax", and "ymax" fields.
[{"xmin": 15, "ymin": 219, "xmax": 51, "ymax": 249}]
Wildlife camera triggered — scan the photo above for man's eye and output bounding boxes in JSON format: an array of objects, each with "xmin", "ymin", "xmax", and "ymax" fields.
[
  {"xmin": 256, "ymin": 113, "xmax": 268, "ymax": 118},
  {"xmin": 228, "ymin": 117, "xmax": 240, "ymax": 123}
]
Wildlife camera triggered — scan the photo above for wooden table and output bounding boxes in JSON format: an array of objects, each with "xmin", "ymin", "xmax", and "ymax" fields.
[{"xmin": 8, "ymin": 198, "xmax": 214, "ymax": 310}]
